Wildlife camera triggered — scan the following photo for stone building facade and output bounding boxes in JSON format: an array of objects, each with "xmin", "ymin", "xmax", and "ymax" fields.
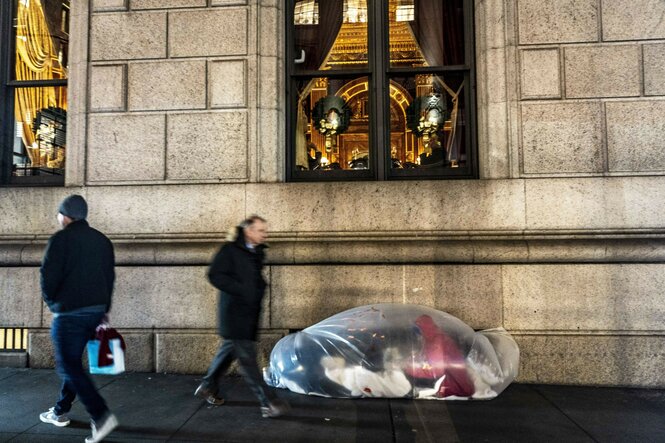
[{"xmin": 2, "ymin": 0, "xmax": 664, "ymax": 387}]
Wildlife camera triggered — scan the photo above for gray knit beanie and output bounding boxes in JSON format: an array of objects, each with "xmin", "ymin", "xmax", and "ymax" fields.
[{"xmin": 58, "ymin": 195, "xmax": 88, "ymax": 220}]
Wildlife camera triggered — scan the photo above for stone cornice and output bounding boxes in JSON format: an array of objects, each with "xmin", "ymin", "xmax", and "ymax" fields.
[{"xmin": 4, "ymin": 230, "xmax": 665, "ymax": 265}]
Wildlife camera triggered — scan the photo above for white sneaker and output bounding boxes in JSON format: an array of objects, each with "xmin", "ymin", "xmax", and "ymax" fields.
[
  {"xmin": 260, "ymin": 399, "xmax": 290, "ymax": 418},
  {"xmin": 39, "ymin": 407, "xmax": 71, "ymax": 427},
  {"xmin": 85, "ymin": 413, "xmax": 118, "ymax": 443}
]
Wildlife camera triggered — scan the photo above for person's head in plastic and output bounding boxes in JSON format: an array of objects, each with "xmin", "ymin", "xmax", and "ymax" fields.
[
  {"xmin": 56, "ymin": 194, "xmax": 88, "ymax": 229},
  {"xmin": 241, "ymin": 215, "xmax": 268, "ymax": 247}
]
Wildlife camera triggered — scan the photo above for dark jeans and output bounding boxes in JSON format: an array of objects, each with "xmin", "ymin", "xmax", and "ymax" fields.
[
  {"xmin": 202, "ymin": 339, "xmax": 274, "ymax": 407},
  {"xmin": 51, "ymin": 311, "xmax": 109, "ymax": 421}
]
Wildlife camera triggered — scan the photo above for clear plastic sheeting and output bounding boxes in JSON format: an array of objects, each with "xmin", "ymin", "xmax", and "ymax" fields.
[{"xmin": 263, "ymin": 304, "xmax": 519, "ymax": 400}]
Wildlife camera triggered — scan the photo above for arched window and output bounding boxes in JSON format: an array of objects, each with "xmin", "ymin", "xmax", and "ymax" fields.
[
  {"xmin": 286, "ymin": 0, "xmax": 476, "ymax": 180},
  {"xmin": 0, "ymin": 0, "xmax": 69, "ymax": 185}
]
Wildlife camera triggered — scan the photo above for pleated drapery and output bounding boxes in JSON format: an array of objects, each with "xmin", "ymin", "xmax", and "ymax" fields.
[{"xmin": 14, "ymin": 0, "xmax": 67, "ymax": 166}]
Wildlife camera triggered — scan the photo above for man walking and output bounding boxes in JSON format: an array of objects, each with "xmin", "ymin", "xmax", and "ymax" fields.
[
  {"xmin": 195, "ymin": 215, "xmax": 289, "ymax": 418},
  {"xmin": 39, "ymin": 195, "xmax": 118, "ymax": 443}
]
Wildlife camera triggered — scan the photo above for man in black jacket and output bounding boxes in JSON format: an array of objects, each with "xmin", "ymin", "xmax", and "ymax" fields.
[
  {"xmin": 195, "ymin": 215, "xmax": 289, "ymax": 418},
  {"xmin": 39, "ymin": 195, "xmax": 118, "ymax": 443}
]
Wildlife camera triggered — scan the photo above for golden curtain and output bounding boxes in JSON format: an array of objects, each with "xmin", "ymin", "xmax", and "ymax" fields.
[{"xmin": 14, "ymin": 0, "xmax": 67, "ymax": 165}]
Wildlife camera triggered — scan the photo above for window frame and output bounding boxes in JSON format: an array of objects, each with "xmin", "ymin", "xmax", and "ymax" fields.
[
  {"xmin": 285, "ymin": 0, "xmax": 478, "ymax": 182},
  {"xmin": 0, "ymin": 0, "xmax": 68, "ymax": 187}
]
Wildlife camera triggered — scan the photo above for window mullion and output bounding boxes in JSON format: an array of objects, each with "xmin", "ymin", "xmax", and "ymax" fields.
[
  {"xmin": 372, "ymin": 0, "xmax": 387, "ymax": 181},
  {"xmin": 0, "ymin": 0, "xmax": 12, "ymax": 184},
  {"xmin": 8, "ymin": 80, "xmax": 68, "ymax": 88}
]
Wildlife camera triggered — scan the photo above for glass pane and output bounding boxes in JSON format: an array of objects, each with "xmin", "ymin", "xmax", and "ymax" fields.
[
  {"xmin": 294, "ymin": 77, "xmax": 371, "ymax": 171},
  {"xmin": 12, "ymin": 86, "xmax": 67, "ymax": 177},
  {"xmin": 388, "ymin": 74, "xmax": 466, "ymax": 170},
  {"xmin": 293, "ymin": 0, "xmax": 368, "ymax": 71},
  {"xmin": 389, "ymin": 0, "xmax": 465, "ymax": 68},
  {"xmin": 14, "ymin": 0, "xmax": 70, "ymax": 81}
]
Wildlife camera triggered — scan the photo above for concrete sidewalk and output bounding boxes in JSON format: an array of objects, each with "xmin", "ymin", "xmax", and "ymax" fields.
[{"xmin": 1, "ymin": 368, "xmax": 664, "ymax": 442}]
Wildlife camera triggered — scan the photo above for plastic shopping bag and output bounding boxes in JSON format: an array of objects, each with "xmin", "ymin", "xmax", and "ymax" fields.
[{"xmin": 87, "ymin": 323, "xmax": 126, "ymax": 375}]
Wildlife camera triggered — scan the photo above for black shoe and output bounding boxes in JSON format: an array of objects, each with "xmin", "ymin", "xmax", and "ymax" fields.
[
  {"xmin": 194, "ymin": 384, "xmax": 225, "ymax": 406},
  {"xmin": 260, "ymin": 399, "xmax": 290, "ymax": 418}
]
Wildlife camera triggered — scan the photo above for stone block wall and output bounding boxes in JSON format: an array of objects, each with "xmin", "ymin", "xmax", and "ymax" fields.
[
  {"xmin": 5, "ymin": 259, "xmax": 665, "ymax": 386},
  {"xmin": 517, "ymin": 0, "xmax": 665, "ymax": 177},
  {"xmin": 1, "ymin": 0, "xmax": 664, "ymax": 388},
  {"xmin": 84, "ymin": 0, "xmax": 282, "ymax": 185}
]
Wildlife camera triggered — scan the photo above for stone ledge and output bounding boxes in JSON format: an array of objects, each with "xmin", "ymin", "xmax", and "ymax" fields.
[
  {"xmin": 6, "ymin": 237, "xmax": 665, "ymax": 266},
  {"xmin": 0, "ymin": 352, "xmax": 27, "ymax": 368},
  {"xmin": 155, "ymin": 331, "xmax": 286, "ymax": 374},
  {"xmin": 28, "ymin": 330, "xmax": 155, "ymax": 372}
]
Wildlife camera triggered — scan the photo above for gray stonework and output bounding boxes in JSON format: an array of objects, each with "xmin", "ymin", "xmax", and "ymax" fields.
[
  {"xmin": 503, "ymin": 264, "xmax": 665, "ymax": 331},
  {"xmin": 128, "ymin": 60, "xmax": 207, "ymax": 111},
  {"xmin": 87, "ymin": 114, "xmax": 166, "ymax": 182},
  {"xmin": 606, "ymin": 100, "xmax": 665, "ymax": 172},
  {"xmin": 155, "ymin": 332, "xmax": 285, "ymax": 374},
  {"xmin": 517, "ymin": 0, "xmax": 598, "ymax": 44},
  {"xmin": 166, "ymin": 112, "xmax": 248, "ymax": 180},
  {"xmin": 168, "ymin": 9, "xmax": 248, "ymax": 58},
  {"xmin": 516, "ymin": 334, "xmax": 665, "ymax": 387},
  {"xmin": 0, "ymin": 352, "xmax": 27, "ymax": 368},
  {"xmin": 28, "ymin": 331, "xmax": 155, "ymax": 372},
  {"xmin": 2, "ymin": 0, "xmax": 665, "ymax": 389},
  {"xmin": 28, "ymin": 332, "xmax": 54, "ymax": 369},
  {"xmin": 89, "ymin": 64, "xmax": 126, "ymax": 112},
  {"xmin": 602, "ymin": 0, "xmax": 665, "ymax": 41},
  {"xmin": 564, "ymin": 45, "xmax": 641, "ymax": 99},
  {"xmin": 520, "ymin": 102, "xmax": 603, "ymax": 174},
  {"xmin": 92, "ymin": 0, "xmax": 127, "ymax": 12},
  {"xmin": 245, "ymin": 181, "xmax": 526, "ymax": 232},
  {"xmin": 90, "ymin": 12, "xmax": 166, "ymax": 61},
  {"xmin": 211, "ymin": 0, "xmax": 248, "ymax": 5},
  {"xmin": 209, "ymin": 60, "xmax": 247, "ymax": 108},
  {"xmin": 85, "ymin": 185, "xmax": 245, "ymax": 234},
  {"xmin": 644, "ymin": 44, "xmax": 665, "ymax": 96},
  {"xmin": 0, "ymin": 268, "xmax": 41, "ymax": 327},
  {"xmin": 525, "ymin": 177, "xmax": 665, "ymax": 230},
  {"xmin": 520, "ymin": 48, "xmax": 560, "ymax": 99},
  {"xmin": 131, "ymin": 0, "xmax": 207, "ymax": 9}
]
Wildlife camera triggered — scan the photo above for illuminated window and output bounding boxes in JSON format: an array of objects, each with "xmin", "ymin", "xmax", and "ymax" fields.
[
  {"xmin": 1, "ymin": 0, "xmax": 70, "ymax": 185},
  {"xmin": 287, "ymin": 0, "xmax": 476, "ymax": 180},
  {"xmin": 396, "ymin": 0, "xmax": 414, "ymax": 22},
  {"xmin": 0, "ymin": 328, "xmax": 29, "ymax": 351},
  {"xmin": 294, "ymin": 0, "xmax": 319, "ymax": 25},
  {"xmin": 343, "ymin": 0, "xmax": 367, "ymax": 24}
]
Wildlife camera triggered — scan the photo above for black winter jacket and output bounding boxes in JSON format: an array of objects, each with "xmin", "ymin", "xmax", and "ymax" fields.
[
  {"xmin": 40, "ymin": 220, "xmax": 115, "ymax": 314},
  {"xmin": 208, "ymin": 231, "xmax": 267, "ymax": 340}
]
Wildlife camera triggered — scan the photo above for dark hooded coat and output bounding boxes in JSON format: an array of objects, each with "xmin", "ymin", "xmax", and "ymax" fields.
[{"xmin": 208, "ymin": 228, "xmax": 267, "ymax": 340}]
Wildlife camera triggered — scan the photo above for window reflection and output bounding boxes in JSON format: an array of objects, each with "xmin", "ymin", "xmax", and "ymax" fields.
[
  {"xmin": 289, "ymin": 0, "xmax": 473, "ymax": 179},
  {"xmin": 11, "ymin": 0, "xmax": 70, "ymax": 178},
  {"xmin": 390, "ymin": 75, "xmax": 466, "ymax": 169},
  {"xmin": 389, "ymin": 0, "xmax": 465, "ymax": 68},
  {"xmin": 295, "ymin": 77, "xmax": 371, "ymax": 171},
  {"xmin": 13, "ymin": 87, "xmax": 67, "ymax": 177},
  {"xmin": 15, "ymin": 0, "xmax": 69, "ymax": 81},
  {"xmin": 294, "ymin": 0, "xmax": 368, "ymax": 70}
]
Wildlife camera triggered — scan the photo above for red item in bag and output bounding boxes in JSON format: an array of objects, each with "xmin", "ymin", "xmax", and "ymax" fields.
[
  {"xmin": 405, "ymin": 314, "xmax": 475, "ymax": 398},
  {"xmin": 95, "ymin": 324, "xmax": 126, "ymax": 367}
]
